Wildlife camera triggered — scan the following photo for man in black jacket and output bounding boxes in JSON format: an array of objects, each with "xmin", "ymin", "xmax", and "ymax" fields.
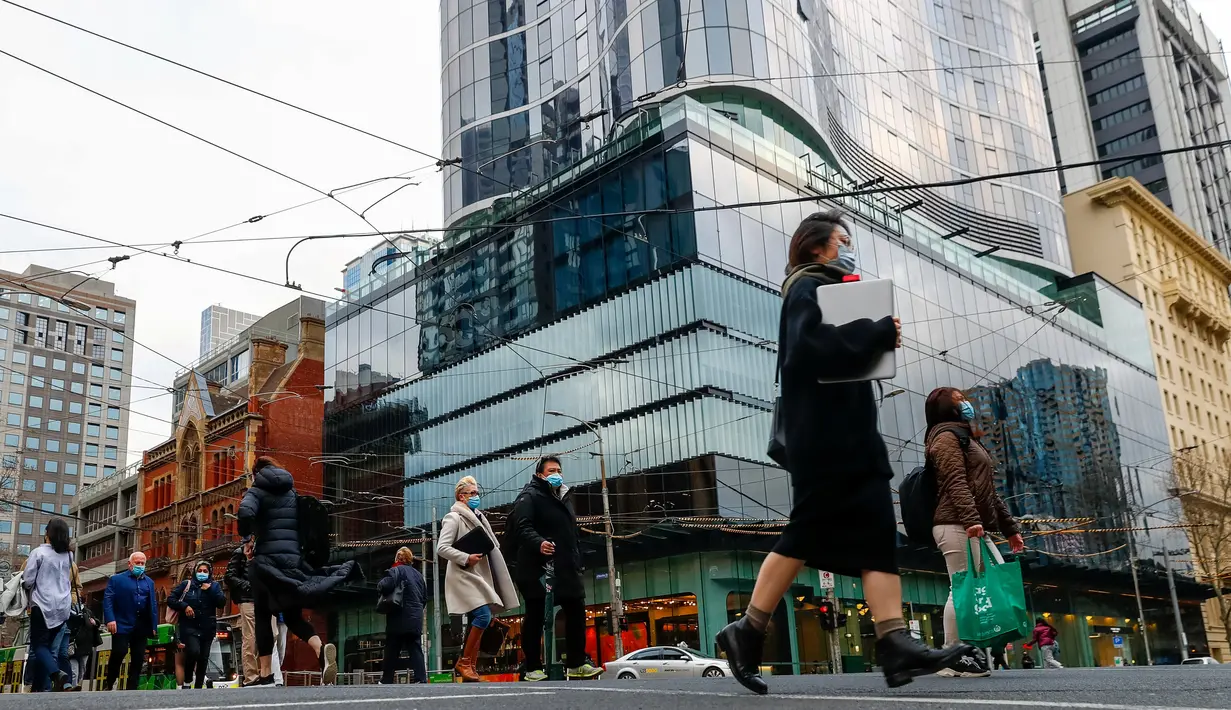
[
  {"xmin": 508, "ymin": 456, "xmax": 601, "ymax": 681},
  {"xmin": 225, "ymin": 538, "xmax": 259, "ymax": 687}
]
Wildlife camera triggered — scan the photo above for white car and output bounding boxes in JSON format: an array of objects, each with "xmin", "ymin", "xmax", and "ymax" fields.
[
  {"xmin": 604, "ymin": 646, "xmax": 730, "ymax": 680},
  {"xmin": 1181, "ymin": 657, "xmax": 1221, "ymax": 665}
]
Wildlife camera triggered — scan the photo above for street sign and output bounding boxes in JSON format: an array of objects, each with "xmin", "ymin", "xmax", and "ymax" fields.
[
  {"xmin": 908, "ymin": 619, "xmax": 921, "ymax": 639},
  {"xmin": 819, "ymin": 571, "xmax": 835, "ymax": 589},
  {"xmin": 1114, "ymin": 656, "xmax": 1124, "ymax": 666},
  {"xmin": 1113, "ymin": 635, "xmax": 1124, "ymax": 648}
]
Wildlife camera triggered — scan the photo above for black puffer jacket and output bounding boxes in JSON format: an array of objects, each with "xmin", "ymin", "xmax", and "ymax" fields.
[
  {"xmin": 224, "ymin": 546, "xmax": 253, "ymax": 604},
  {"xmin": 168, "ymin": 561, "xmax": 226, "ymax": 636},
  {"xmin": 237, "ymin": 464, "xmax": 361, "ymax": 611},
  {"xmin": 238, "ymin": 466, "xmax": 301, "ymax": 571},
  {"xmin": 508, "ymin": 477, "xmax": 583, "ymax": 600},
  {"xmin": 379, "ymin": 564, "xmax": 427, "ymax": 635}
]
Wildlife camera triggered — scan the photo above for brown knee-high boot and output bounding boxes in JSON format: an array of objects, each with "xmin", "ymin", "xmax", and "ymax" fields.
[{"xmin": 454, "ymin": 626, "xmax": 484, "ymax": 682}]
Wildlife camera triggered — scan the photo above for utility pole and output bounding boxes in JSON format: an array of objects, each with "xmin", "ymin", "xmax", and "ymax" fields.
[
  {"xmin": 1160, "ymin": 545, "xmax": 1189, "ymax": 662},
  {"xmin": 1126, "ymin": 533, "xmax": 1153, "ymax": 665},
  {"xmin": 431, "ymin": 505, "xmax": 442, "ymax": 671}
]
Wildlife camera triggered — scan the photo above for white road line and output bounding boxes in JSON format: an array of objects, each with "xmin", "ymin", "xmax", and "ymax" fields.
[
  {"xmin": 138, "ymin": 690, "xmax": 555, "ymax": 710},
  {"xmin": 561, "ymin": 685, "xmax": 1223, "ymax": 710}
]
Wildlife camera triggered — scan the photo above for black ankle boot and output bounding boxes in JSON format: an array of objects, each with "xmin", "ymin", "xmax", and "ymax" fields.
[
  {"xmin": 876, "ymin": 629, "xmax": 971, "ymax": 688},
  {"xmin": 715, "ymin": 617, "xmax": 769, "ymax": 695}
]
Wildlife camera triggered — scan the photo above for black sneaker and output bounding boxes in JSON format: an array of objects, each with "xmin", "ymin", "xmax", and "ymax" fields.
[
  {"xmin": 877, "ymin": 629, "xmax": 973, "ymax": 688},
  {"xmin": 715, "ymin": 617, "xmax": 769, "ymax": 695},
  {"xmin": 51, "ymin": 672, "xmax": 71, "ymax": 692},
  {"xmin": 936, "ymin": 649, "xmax": 992, "ymax": 678}
]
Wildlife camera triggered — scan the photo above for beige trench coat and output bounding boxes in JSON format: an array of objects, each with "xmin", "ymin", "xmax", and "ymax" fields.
[{"xmin": 436, "ymin": 501, "xmax": 518, "ymax": 616}]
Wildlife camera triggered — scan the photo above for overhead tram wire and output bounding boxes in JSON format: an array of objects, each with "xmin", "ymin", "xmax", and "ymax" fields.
[{"xmin": 0, "ymin": 48, "xmax": 395, "ymax": 253}]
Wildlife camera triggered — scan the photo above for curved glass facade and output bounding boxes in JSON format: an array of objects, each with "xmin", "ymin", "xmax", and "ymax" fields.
[{"xmin": 441, "ymin": 0, "xmax": 1070, "ymax": 270}]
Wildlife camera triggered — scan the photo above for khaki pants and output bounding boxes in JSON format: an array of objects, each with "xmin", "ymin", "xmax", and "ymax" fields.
[
  {"xmin": 240, "ymin": 602, "xmax": 259, "ymax": 685},
  {"xmin": 934, "ymin": 525, "xmax": 1003, "ymax": 647}
]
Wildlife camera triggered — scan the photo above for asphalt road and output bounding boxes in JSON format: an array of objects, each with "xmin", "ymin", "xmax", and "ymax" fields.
[{"xmin": 7, "ymin": 667, "xmax": 1231, "ymax": 710}]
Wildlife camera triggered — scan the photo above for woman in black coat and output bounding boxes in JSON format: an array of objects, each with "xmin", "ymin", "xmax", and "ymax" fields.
[
  {"xmin": 716, "ymin": 210, "xmax": 971, "ymax": 694},
  {"xmin": 238, "ymin": 456, "xmax": 355, "ymax": 686},
  {"xmin": 167, "ymin": 560, "xmax": 226, "ymax": 689},
  {"xmin": 378, "ymin": 547, "xmax": 428, "ymax": 684}
]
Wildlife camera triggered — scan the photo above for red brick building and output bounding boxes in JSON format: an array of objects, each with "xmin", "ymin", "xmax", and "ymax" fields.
[{"xmin": 138, "ymin": 314, "xmax": 326, "ymax": 672}]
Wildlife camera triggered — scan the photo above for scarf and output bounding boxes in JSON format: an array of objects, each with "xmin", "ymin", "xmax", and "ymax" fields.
[{"xmin": 781, "ymin": 261, "xmax": 850, "ymax": 299}]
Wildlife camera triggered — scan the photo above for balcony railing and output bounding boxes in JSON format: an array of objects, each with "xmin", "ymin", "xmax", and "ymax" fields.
[{"xmin": 77, "ymin": 462, "xmax": 139, "ymax": 508}]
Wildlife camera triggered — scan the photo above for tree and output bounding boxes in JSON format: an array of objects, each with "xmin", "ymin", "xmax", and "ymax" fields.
[{"xmin": 1173, "ymin": 449, "xmax": 1231, "ymax": 653}]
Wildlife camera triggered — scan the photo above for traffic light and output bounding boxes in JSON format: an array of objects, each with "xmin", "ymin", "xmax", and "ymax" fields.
[{"xmin": 818, "ymin": 601, "xmax": 836, "ymax": 630}]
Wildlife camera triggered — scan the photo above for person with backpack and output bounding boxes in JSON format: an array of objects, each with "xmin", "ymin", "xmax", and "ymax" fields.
[
  {"xmin": 238, "ymin": 455, "xmax": 358, "ymax": 686},
  {"xmin": 167, "ymin": 560, "xmax": 226, "ymax": 689},
  {"xmin": 378, "ymin": 547, "xmax": 428, "ymax": 684},
  {"xmin": 716, "ymin": 211, "xmax": 972, "ymax": 695},
  {"xmin": 22, "ymin": 518, "xmax": 74, "ymax": 692},
  {"xmin": 924, "ymin": 386, "xmax": 1024, "ymax": 678},
  {"xmin": 438, "ymin": 476, "xmax": 518, "ymax": 682}
]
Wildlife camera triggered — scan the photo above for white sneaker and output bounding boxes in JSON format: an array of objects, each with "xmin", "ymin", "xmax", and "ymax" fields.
[
  {"xmin": 524, "ymin": 669, "xmax": 548, "ymax": 682},
  {"xmin": 321, "ymin": 643, "xmax": 338, "ymax": 685}
]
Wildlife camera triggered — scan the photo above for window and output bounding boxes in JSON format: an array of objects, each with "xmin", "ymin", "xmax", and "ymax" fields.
[
  {"xmin": 66, "ymin": 442, "xmax": 79, "ymax": 455},
  {"xmin": 42, "ymin": 481, "xmax": 55, "ymax": 494},
  {"xmin": 3, "ymin": 434, "xmax": 17, "ymax": 446},
  {"xmin": 9, "ymin": 372, "xmax": 21, "ymax": 385},
  {"xmin": 45, "ymin": 439, "xmax": 59, "ymax": 453},
  {"xmin": 26, "ymin": 415, "xmax": 40, "ymax": 428},
  {"xmin": 110, "ymin": 349, "xmax": 123, "ymax": 362},
  {"xmin": 104, "ymin": 446, "xmax": 118, "ymax": 460},
  {"xmin": 5, "ymin": 413, "xmax": 17, "ymax": 426},
  {"xmin": 90, "ymin": 364, "xmax": 103, "ymax": 378},
  {"xmin": 69, "ymin": 402, "xmax": 83, "ymax": 414},
  {"xmin": 1080, "ymin": 27, "xmax": 1136, "ymax": 56},
  {"xmin": 1084, "ymin": 48, "xmax": 1141, "ymax": 81},
  {"xmin": 28, "ymin": 395, "xmax": 41, "ymax": 408},
  {"xmin": 64, "ymin": 483, "xmax": 77, "ymax": 496},
  {"xmin": 47, "ymin": 419, "xmax": 60, "ymax": 432},
  {"xmin": 17, "ymin": 545, "xmax": 30, "ymax": 556},
  {"xmin": 18, "ymin": 522, "xmax": 32, "ymax": 536},
  {"xmin": 31, "ymin": 375, "xmax": 44, "ymax": 388},
  {"xmin": 0, "ymin": 307, "xmax": 7, "ymax": 321},
  {"xmin": 92, "ymin": 344, "xmax": 104, "ymax": 359},
  {"xmin": 107, "ymin": 407, "xmax": 121, "ymax": 421},
  {"xmin": 89, "ymin": 383, "xmax": 102, "ymax": 398},
  {"xmin": 70, "ymin": 382, "xmax": 83, "ymax": 394},
  {"xmin": 25, "ymin": 437, "xmax": 38, "ymax": 450},
  {"xmin": 40, "ymin": 502, "xmax": 53, "ymax": 513},
  {"xmin": 84, "ymin": 463, "xmax": 97, "ymax": 477},
  {"xmin": 64, "ymin": 462, "xmax": 77, "ymax": 476},
  {"xmin": 73, "ymin": 325, "xmax": 86, "ymax": 355},
  {"xmin": 86, "ymin": 403, "xmax": 100, "ymax": 417},
  {"xmin": 67, "ymin": 422, "xmax": 81, "ymax": 435},
  {"xmin": 49, "ymin": 399, "xmax": 63, "ymax": 412},
  {"xmin": 1104, "ymin": 154, "xmax": 1164, "ymax": 179},
  {"xmin": 31, "ymin": 355, "xmax": 45, "ymax": 368},
  {"xmin": 85, "ymin": 443, "xmax": 98, "ymax": 457},
  {"xmin": 109, "ymin": 367, "xmax": 122, "ymax": 381},
  {"xmin": 22, "ymin": 479, "xmax": 36, "ymax": 491},
  {"xmin": 72, "ymin": 362, "xmax": 85, "ymax": 375},
  {"xmin": 87, "ymin": 423, "xmax": 100, "ymax": 437},
  {"xmin": 12, "ymin": 351, "xmax": 25, "ymax": 364},
  {"xmin": 108, "ymin": 387, "xmax": 121, "ymax": 401},
  {"xmin": 106, "ymin": 426, "xmax": 119, "ymax": 440},
  {"xmin": 51, "ymin": 378, "xmax": 64, "ymax": 391},
  {"xmin": 1098, "ymin": 126, "xmax": 1158, "ymax": 156},
  {"xmin": 0, "ymin": 522, "xmax": 9, "ymax": 534},
  {"xmin": 95, "ymin": 307, "xmax": 107, "ymax": 321},
  {"xmin": 111, "ymin": 331, "xmax": 124, "ymax": 344},
  {"xmin": 1088, "ymin": 74, "xmax": 1145, "ymax": 106},
  {"xmin": 1073, "ymin": 0, "xmax": 1135, "ymax": 34},
  {"xmin": 113, "ymin": 311, "xmax": 126, "ymax": 325},
  {"xmin": 103, "ymin": 466, "xmax": 115, "ymax": 477},
  {"xmin": 7, "ymin": 392, "xmax": 21, "ymax": 406},
  {"xmin": 52, "ymin": 358, "xmax": 65, "ymax": 371}
]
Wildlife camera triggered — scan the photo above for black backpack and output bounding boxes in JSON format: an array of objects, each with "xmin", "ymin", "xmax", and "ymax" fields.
[
  {"xmin": 899, "ymin": 427, "xmax": 970, "ymax": 547},
  {"xmin": 297, "ymin": 494, "xmax": 331, "ymax": 568}
]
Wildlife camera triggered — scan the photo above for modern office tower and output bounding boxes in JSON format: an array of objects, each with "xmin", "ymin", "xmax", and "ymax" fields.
[
  {"xmin": 0, "ymin": 265, "xmax": 136, "ymax": 560},
  {"xmin": 200, "ymin": 305, "xmax": 260, "ymax": 358},
  {"xmin": 1031, "ymin": 0, "xmax": 1231, "ymax": 260}
]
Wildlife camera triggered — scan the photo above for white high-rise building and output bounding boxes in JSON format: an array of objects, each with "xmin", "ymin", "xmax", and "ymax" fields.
[
  {"xmin": 0, "ymin": 266, "xmax": 136, "ymax": 560},
  {"xmin": 200, "ymin": 305, "xmax": 260, "ymax": 358},
  {"xmin": 1031, "ymin": 0, "xmax": 1231, "ymax": 260}
]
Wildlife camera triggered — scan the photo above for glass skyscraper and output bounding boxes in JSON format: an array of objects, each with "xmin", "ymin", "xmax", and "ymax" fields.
[{"xmin": 322, "ymin": 0, "xmax": 1205, "ymax": 673}]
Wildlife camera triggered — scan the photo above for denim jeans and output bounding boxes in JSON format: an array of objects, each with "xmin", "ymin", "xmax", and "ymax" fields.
[{"xmin": 468, "ymin": 605, "xmax": 492, "ymax": 630}]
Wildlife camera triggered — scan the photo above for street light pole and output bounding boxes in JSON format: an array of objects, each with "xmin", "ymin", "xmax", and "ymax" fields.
[
  {"xmin": 1126, "ymin": 532, "xmax": 1152, "ymax": 665},
  {"xmin": 1160, "ymin": 545, "xmax": 1189, "ymax": 662},
  {"xmin": 547, "ymin": 410, "xmax": 623, "ymax": 660}
]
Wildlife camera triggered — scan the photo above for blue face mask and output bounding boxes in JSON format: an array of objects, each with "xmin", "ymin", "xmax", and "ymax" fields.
[
  {"xmin": 833, "ymin": 244, "xmax": 857, "ymax": 273},
  {"xmin": 958, "ymin": 401, "xmax": 976, "ymax": 422},
  {"xmin": 132, "ymin": 566, "xmax": 146, "ymax": 577},
  {"xmin": 195, "ymin": 572, "xmax": 209, "ymax": 582},
  {"xmin": 545, "ymin": 473, "xmax": 564, "ymax": 488},
  {"xmin": 467, "ymin": 495, "xmax": 481, "ymax": 510}
]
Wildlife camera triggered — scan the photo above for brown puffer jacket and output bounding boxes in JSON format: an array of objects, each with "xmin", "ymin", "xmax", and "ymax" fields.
[{"xmin": 926, "ymin": 424, "xmax": 1019, "ymax": 535}]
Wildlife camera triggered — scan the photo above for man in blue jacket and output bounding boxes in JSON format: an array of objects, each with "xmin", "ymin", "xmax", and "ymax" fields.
[{"xmin": 102, "ymin": 551, "xmax": 158, "ymax": 691}]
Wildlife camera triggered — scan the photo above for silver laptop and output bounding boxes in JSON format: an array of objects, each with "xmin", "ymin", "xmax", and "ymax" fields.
[{"xmin": 814, "ymin": 278, "xmax": 897, "ymax": 383}]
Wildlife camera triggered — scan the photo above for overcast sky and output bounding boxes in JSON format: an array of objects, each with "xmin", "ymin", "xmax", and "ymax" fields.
[{"xmin": 1, "ymin": 0, "xmax": 1229, "ymax": 462}]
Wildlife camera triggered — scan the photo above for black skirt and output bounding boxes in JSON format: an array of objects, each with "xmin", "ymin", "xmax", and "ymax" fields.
[{"xmin": 771, "ymin": 473, "xmax": 898, "ymax": 578}]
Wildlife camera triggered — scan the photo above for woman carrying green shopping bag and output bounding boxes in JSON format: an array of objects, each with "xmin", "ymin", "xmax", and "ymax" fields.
[{"xmin": 925, "ymin": 387, "xmax": 1025, "ymax": 678}]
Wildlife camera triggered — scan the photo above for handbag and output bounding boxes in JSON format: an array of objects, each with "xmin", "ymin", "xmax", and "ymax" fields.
[
  {"xmin": 767, "ymin": 306, "xmax": 788, "ymax": 467},
  {"xmin": 376, "ymin": 572, "xmax": 405, "ymax": 614},
  {"xmin": 952, "ymin": 538, "xmax": 1031, "ymax": 647},
  {"xmin": 165, "ymin": 582, "xmax": 190, "ymax": 625}
]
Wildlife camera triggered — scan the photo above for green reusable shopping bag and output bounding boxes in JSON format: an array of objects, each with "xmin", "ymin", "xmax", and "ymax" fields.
[{"xmin": 952, "ymin": 538, "xmax": 1031, "ymax": 647}]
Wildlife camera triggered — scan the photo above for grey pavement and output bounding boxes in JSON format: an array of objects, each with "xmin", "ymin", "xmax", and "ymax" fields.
[{"xmin": 7, "ymin": 667, "xmax": 1231, "ymax": 710}]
